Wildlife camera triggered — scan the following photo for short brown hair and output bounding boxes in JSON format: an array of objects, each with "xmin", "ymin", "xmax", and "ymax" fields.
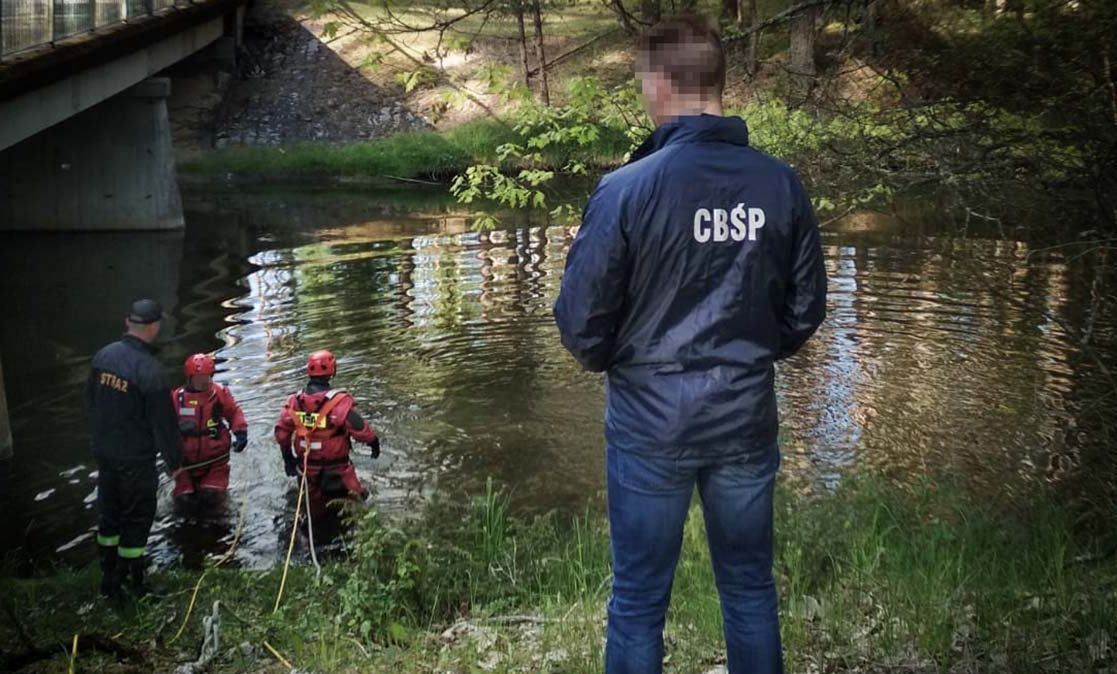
[{"xmin": 636, "ymin": 15, "xmax": 726, "ymax": 97}]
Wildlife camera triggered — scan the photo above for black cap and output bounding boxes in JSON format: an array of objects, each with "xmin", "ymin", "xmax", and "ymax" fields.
[{"xmin": 127, "ymin": 299, "xmax": 163, "ymax": 324}]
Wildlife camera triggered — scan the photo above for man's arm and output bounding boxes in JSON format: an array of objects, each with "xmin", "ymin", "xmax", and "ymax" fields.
[
  {"xmin": 146, "ymin": 381, "xmax": 182, "ymax": 471},
  {"xmin": 221, "ymin": 388, "xmax": 248, "ymax": 432},
  {"xmin": 334, "ymin": 398, "xmax": 379, "ymax": 457},
  {"xmin": 554, "ymin": 183, "xmax": 629, "ymax": 372},
  {"xmin": 344, "ymin": 408, "xmax": 376, "ymax": 444},
  {"xmin": 274, "ymin": 403, "xmax": 300, "ymax": 475},
  {"xmin": 221, "ymin": 387, "xmax": 248, "ymax": 451},
  {"xmin": 274, "ymin": 403, "xmax": 295, "ymax": 453},
  {"xmin": 777, "ymin": 177, "xmax": 828, "ymax": 360}
]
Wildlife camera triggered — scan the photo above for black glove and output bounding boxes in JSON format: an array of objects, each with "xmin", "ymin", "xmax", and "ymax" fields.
[
  {"xmin": 233, "ymin": 430, "xmax": 248, "ymax": 453},
  {"xmin": 367, "ymin": 435, "xmax": 381, "ymax": 459},
  {"xmin": 283, "ymin": 454, "xmax": 299, "ymax": 477}
]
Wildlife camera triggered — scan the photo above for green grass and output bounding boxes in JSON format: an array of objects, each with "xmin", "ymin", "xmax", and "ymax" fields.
[
  {"xmin": 180, "ymin": 116, "xmax": 634, "ymax": 183},
  {"xmin": 180, "ymin": 119, "xmax": 519, "ymax": 180},
  {"xmin": 2, "ymin": 477, "xmax": 1115, "ymax": 672}
]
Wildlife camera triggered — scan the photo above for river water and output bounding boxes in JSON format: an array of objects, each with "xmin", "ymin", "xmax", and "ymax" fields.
[{"xmin": 0, "ymin": 187, "xmax": 1113, "ymax": 571}]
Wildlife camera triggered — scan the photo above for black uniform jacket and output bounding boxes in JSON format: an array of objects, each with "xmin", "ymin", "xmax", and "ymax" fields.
[{"xmin": 87, "ymin": 335, "xmax": 182, "ymax": 469}]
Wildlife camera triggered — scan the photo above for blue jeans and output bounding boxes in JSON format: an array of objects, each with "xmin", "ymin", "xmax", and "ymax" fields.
[{"xmin": 605, "ymin": 445, "xmax": 782, "ymax": 674}]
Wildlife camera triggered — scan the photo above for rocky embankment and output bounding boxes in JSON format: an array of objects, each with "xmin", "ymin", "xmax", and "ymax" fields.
[{"xmin": 169, "ymin": 2, "xmax": 429, "ymax": 155}]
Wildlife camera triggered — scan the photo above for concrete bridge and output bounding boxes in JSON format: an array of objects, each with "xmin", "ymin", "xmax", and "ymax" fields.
[
  {"xmin": 0, "ymin": 0, "xmax": 248, "ymax": 473},
  {"xmin": 0, "ymin": 0, "xmax": 247, "ymax": 231}
]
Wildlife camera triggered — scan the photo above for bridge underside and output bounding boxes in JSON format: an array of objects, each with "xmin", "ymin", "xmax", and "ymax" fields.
[
  {"xmin": 1, "ymin": 76, "xmax": 184, "ymax": 230},
  {"xmin": 0, "ymin": 0, "xmax": 244, "ymax": 231}
]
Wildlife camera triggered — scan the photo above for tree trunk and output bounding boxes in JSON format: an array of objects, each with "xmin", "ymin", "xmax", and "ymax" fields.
[
  {"xmin": 864, "ymin": 0, "xmax": 878, "ymax": 57},
  {"xmin": 609, "ymin": 0, "xmax": 636, "ymax": 34},
  {"xmin": 788, "ymin": 2, "xmax": 819, "ymax": 100},
  {"xmin": 515, "ymin": 1, "xmax": 531, "ymax": 90},
  {"xmin": 531, "ymin": 0, "xmax": 550, "ymax": 105},
  {"xmin": 640, "ymin": 0, "xmax": 660, "ymax": 25},
  {"xmin": 1103, "ymin": 36, "xmax": 1117, "ymax": 127},
  {"xmin": 745, "ymin": 0, "xmax": 759, "ymax": 76},
  {"xmin": 679, "ymin": 0, "xmax": 697, "ymax": 13},
  {"xmin": 722, "ymin": 0, "xmax": 737, "ymax": 23},
  {"xmin": 993, "ymin": 0, "xmax": 1025, "ymax": 19}
]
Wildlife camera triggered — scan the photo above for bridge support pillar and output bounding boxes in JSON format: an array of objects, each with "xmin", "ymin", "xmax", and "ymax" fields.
[
  {"xmin": 0, "ymin": 77, "xmax": 183, "ymax": 231},
  {"xmin": 0, "ymin": 354, "xmax": 11, "ymax": 501}
]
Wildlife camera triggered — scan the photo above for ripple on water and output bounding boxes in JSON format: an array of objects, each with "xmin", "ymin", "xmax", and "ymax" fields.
[{"xmin": 2, "ymin": 202, "xmax": 1113, "ymax": 568}]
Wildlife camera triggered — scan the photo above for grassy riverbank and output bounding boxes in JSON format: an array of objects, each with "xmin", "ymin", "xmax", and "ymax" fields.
[
  {"xmin": 179, "ymin": 120, "xmax": 516, "ymax": 182},
  {"xmin": 178, "ymin": 115, "xmax": 635, "ymax": 185},
  {"xmin": 173, "ymin": 0, "xmax": 1117, "ymax": 230},
  {"xmin": 2, "ymin": 477, "xmax": 1114, "ymax": 673}
]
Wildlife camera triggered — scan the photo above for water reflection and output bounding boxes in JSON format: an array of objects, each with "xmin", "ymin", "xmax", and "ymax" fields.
[
  {"xmin": 0, "ymin": 231, "xmax": 184, "ymax": 567},
  {"xmin": 0, "ymin": 189, "xmax": 1112, "ymax": 570}
]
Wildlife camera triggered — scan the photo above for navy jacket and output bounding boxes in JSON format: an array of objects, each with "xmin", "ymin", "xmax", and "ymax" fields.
[
  {"xmin": 86, "ymin": 335, "xmax": 182, "ymax": 469},
  {"xmin": 554, "ymin": 114, "xmax": 827, "ymax": 455}
]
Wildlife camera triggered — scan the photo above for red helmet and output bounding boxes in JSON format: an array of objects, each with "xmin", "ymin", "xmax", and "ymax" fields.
[
  {"xmin": 184, "ymin": 353, "xmax": 216, "ymax": 377},
  {"xmin": 307, "ymin": 350, "xmax": 337, "ymax": 377}
]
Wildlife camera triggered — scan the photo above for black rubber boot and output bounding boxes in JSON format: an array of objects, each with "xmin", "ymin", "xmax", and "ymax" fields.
[
  {"xmin": 98, "ymin": 545, "xmax": 121, "ymax": 599},
  {"xmin": 124, "ymin": 557, "xmax": 150, "ymax": 599}
]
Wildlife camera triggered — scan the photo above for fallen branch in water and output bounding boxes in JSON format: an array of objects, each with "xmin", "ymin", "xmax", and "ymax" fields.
[
  {"xmin": 383, "ymin": 174, "xmax": 445, "ymax": 186},
  {"xmin": 818, "ymin": 205, "xmax": 858, "ymax": 228}
]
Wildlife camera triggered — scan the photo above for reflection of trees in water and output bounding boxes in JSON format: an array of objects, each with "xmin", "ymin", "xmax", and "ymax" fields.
[
  {"xmin": 393, "ymin": 243, "xmax": 417, "ymax": 332},
  {"xmin": 784, "ymin": 219, "xmax": 1115, "ymax": 499},
  {"xmin": 229, "ymin": 216, "xmax": 599, "ymax": 511},
  {"xmin": 9, "ymin": 196, "xmax": 1115, "ymax": 566},
  {"xmin": 245, "ymin": 248, "xmax": 299, "ymax": 367},
  {"xmin": 1029, "ymin": 245, "xmax": 1116, "ymax": 516},
  {"xmin": 402, "ymin": 222, "xmax": 603, "ymax": 511},
  {"xmin": 201, "ymin": 207, "xmax": 1117, "ymax": 517}
]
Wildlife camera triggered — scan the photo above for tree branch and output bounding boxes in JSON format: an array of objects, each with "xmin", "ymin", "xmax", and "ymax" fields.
[
  {"xmin": 527, "ymin": 28, "xmax": 623, "ymax": 77},
  {"xmin": 724, "ymin": 0, "xmax": 837, "ymax": 41},
  {"xmin": 334, "ymin": 1, "xmax": 512, "ymax": 126}
]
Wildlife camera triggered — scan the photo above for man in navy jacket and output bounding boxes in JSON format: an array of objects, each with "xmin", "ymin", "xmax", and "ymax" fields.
[
  {"xmin": 87, "ymin": 299, "xmax": 182, "ymax": 598},
  {"xmin": 554, "ymin": 16, "xmax": 827, "ymax": 674}
]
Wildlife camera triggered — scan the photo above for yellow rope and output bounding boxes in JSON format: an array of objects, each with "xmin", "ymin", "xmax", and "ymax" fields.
[
  {"xmin": 178, "ymin": 452, "xmax": 231, "ymax": 472},
  {"xmin": 68, "ymin": 634, "xmax": 78, "ymax": 674},
  {"xmin": 273, "ymin": 454, "xmax": 308, "ymax": 614},
  {"xmin": 263, "ymin": 640, "xmax": 293, "ymax": 669},
  {"xmin": 169, "ymin": 499, "xmax": 248, "ymax": 644}
]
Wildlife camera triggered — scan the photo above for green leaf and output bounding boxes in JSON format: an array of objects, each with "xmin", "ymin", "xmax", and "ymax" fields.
[{"xmin": 389, "ymin": 622, "xmax": 409, "ymax": 642}]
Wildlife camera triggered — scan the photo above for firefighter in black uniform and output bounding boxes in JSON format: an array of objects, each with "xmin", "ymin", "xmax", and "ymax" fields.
[{"xmin": 86, "ymin": 299, "xmax": 182, "ymax": 598}]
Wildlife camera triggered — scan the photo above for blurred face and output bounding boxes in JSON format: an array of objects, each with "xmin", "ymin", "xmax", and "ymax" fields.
[
  {"xmin": 637, "ymin": 66, "xmax": 674, "ymax": 124},
  {"xmin": 188, "ymin": 374, "xmax": 212, "ymax": 390},
  {"xmin": 636, "ymin": 64, "xmax": 720, "ymax": 126}
]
